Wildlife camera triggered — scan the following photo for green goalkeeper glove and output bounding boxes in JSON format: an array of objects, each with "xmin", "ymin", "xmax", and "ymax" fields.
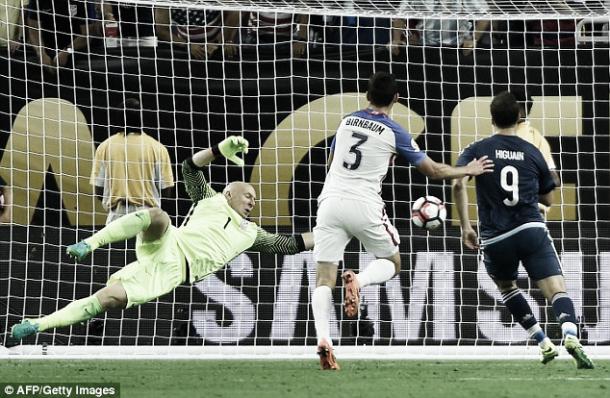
[{"xmin": 218, "ymin": 136, "xmax": 249, "ymax": 166}]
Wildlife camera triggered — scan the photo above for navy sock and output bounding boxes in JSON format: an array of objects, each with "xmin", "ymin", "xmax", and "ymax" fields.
[
  {"xmin": 551, "ymin": 292, "xmax": 578, "ymax": 330},
  {"xmin": 502, "ymin": 288, "xmax": 539, "ymax": 330}
]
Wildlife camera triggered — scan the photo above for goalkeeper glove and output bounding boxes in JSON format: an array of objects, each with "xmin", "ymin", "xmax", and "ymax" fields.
[{"xmin": 218, "ymin": 136, "xmax": 249, "ymax": 166}]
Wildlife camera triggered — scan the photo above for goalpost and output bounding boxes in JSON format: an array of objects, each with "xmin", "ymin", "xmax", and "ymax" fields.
[{"xmin": 0, "ymin": 0, "xmax": 609, "ymax": 358}]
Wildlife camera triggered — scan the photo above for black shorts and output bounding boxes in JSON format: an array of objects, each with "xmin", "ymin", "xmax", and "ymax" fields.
[{"xmin": 482, "ymin": 226, "xmax": 563, "ymax": 281}]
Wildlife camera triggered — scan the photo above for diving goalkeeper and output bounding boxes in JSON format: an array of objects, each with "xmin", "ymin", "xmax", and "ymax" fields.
[{"xmin": 12, "ymin": 136, "xmax": 314, "ymax": 340}]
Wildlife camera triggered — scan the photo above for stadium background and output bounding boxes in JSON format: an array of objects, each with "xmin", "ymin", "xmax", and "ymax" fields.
[{"xmin": 0, "ymin": 42, "xmax": 608, "ymax": 348}]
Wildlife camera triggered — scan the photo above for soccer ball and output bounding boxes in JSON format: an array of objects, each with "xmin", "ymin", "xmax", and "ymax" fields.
[{"xmin": 411, "ymin": 196, "xmax": 447, "ymax": 231}]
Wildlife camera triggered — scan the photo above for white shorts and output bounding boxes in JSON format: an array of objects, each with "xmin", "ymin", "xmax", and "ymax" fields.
[{"xmin": 313, "ymin": 197, "xmax": 400, "ymax": 263}]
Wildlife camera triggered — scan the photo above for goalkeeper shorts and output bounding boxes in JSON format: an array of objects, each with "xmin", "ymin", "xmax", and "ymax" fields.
[{"xmin": 107, "ymin": 225, "xmax": 187, "ymax": 308}]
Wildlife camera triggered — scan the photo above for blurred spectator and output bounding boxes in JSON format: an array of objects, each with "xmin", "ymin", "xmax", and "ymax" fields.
[
  {"xmin": 390, "ymin": 19, "xmax": 419, "ymax": 55},
  {"xmin": 487, "ymin": 20, "xmax": 527, "ymax": 48},
  {"xmin": 97, "ymin": 1, "xmax": 154, "ymax": 38},
  {"xmin": 0, "ymin": 0, "xmax": 29, "ymax": 54},
  {"xmin": 26, "ymin": 0, "xmax": 98, "ymax": 73},
  {"xmin": 391, "ymin": 0, "xmax": 490, "ymax": 55},
  {"xmin": 154, "ymin": 6, "xmax": 240, "ymax": 60},
  {"xmin": 527, "ymin": 19, "xmax": 578, "ymax": 47},
  {"xmin": 0, "ymin": 175, "xmax": 12, "ymax": 223},
  {"xmin": 245, "ymin": 12, "xmax": 308, "ymax": 57},
  {"xmin": 91, "ymin": 98, "xmax": 174, "ymax": 225},
  {"xmin": 513, "ymin": 89, "xmax": 557, "ymax": 171},
  {"xmin": 338, "ymin": 16, "xmax": 391, "ymax": 47}
]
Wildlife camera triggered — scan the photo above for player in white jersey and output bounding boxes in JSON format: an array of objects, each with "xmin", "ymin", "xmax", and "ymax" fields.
[{"xmin": 312, "ymin": 72, "xmax": 495, "ymax": 370}]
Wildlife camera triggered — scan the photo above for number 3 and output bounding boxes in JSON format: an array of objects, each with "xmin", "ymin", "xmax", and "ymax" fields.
[
  {"xmin": 500, "ymin": 165, "xmax": 519, "ymax": 206},
  {"xmin": 343, "ymin": 132, "xmax": 368, "ymax": 170}
]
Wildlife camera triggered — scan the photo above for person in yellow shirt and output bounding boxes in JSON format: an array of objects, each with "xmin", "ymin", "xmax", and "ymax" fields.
[
  {"xmin": 0, "ymin": 175, "xmax": 12, "ymax": 223},
  {"xmin": 513, "ymin": 89, "xmax": 560, "ymax": 216},
  {"xmin": 91, "ymin": 98, "xmax": 175, "ymax": 224},
  {"xmin": 11, "ymin": 136, "xmax": 314, "ymax": 341},
  {"xmin": 0, "ymin": 0, "xmax": 28, "ymax": 54}
]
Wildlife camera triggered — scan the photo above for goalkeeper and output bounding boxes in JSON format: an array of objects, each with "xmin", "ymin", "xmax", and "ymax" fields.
[{"xmin": 12, "ymin": 136, "xmax": 314, "ymax": 340}]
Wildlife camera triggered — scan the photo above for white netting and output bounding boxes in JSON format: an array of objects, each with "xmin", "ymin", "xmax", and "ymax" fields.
[
  {"xmin": 106, "ymin": 0, "xmax": 610, "ymax": 19},
  {"xmin": 0, "ymin": 0, "xmax": 608, "ymax": 356}
]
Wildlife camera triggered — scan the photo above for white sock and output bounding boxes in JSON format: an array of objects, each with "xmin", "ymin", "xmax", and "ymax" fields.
[
  {"xmin": 356, "ymin": 258, "xmax": 396, "ymax": 288},
  {"xmin": 562, "ymin": 322, "xmax": 578, "ymax": 338},
  {"xmin": 312, "ymin": 285, "xmax": 333, "ymax": 346}
]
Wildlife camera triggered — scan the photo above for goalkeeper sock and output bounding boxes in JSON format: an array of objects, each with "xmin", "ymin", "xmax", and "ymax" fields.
[
  {"xmin": 356, "ymin": 259, "xmax": 396, "ymax": 288},
  {"xmin": 33, "ymin": 295, "xmax": 103, "ymax": 332},
  {"xmin": 85, "ymin": 209, "xmax": 152, "ymax": 250},
  {"xmin": 502, "ymin": 288, "xmax": 540, "ymax": 332},
  {"xmin": 551, "ymin": 292, "xmax": 578, "ymax": 337},
  {"xmin": 312, "ymin": 285, "xmax": 333, "ymax": 346}
]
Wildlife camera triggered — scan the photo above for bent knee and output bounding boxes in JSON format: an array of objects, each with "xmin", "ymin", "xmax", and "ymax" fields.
[
  {"xmin": 97, "ymin": 294, "xmax": 127, "ymax": 310},
  {"xmin": 96, "ymin": 286, "xmax": 128, "ymax": 310},
  {"xmin": 494, "ymin": 279, "xmax": 518, "ymax": 292},
  {"xmin": 143, "ymin": 208, "xmax": 170, "ymax": 241},
  {"xmin": 149, "ymin": 208, "xmax": 169, "ymax": 227}
]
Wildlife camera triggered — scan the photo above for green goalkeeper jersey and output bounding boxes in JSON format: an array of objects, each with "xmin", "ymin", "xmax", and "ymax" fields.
[{"xmin": 178, "ymin": 158, "xmax": 306, "ymax": 283}]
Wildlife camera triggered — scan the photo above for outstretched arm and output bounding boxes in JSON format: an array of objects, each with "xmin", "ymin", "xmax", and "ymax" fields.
[
  {"xmin": 452, "ymin": 176, "xmax": 479, "ymax": 250},
  {"xmin": 249, "ymin": 229, "xmax": 313, "ymax": 254},
  {"xmin": 417, "ymin": 156, "xmax": 494, "ymax": 180},
  {"xmin": 183, "ymin": 136, "xmax": 249, "ymax": 202},
  {"xmin": 182, "ymin": 155, "xmax": 217, "ymax": 203}
]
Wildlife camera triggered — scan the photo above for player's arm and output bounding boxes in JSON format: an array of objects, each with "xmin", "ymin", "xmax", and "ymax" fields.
[
  {"xmin": 0, "ymin": 184, "xmax": 12, "ymax": 224},
  {"xmin": 394, "ymin": 129, "xmax": 493, "ymax": 180},
  {"xmin": 327, "ymin": 137, "xmax": 336, "ymax": 171},
  {"xmin": 452, "ymin": 176, "xmax": 479, "ymax": 250},
  {"xmin": 183, "ymin": 136, "xmax": 249, "ymax": 202},
  {"xmin": 536, "ymin": 149, "xmax": 558, "ymax": 210},
  {"xmin": 416, "ymin": 156, "xmax": 493, "ymax": 180},
  {"xmin": 249, "ymin": 228, "xmax": 314, "ymax": 254},
  {"xmin": 182, "ymin": 156, "xmax": 217, "ymax": 202}
]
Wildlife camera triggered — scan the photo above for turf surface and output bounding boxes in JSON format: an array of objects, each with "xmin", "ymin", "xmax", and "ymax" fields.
[{"xmin": 0, "ymin": 359, "xmax": 609, "ymax": 397}]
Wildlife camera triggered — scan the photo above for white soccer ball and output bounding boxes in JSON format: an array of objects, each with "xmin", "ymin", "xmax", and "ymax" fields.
[{"xmin": 411, "ymin": 196, "xmax": 447, "ymax": 231}]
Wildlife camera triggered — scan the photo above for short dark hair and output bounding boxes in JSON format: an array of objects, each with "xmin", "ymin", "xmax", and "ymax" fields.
[
  {"xmin": 120, "ymin": 98, "xmax": 143, "ymax": 132},
  {"xmin": 511, "ymin": 88, "xmax": 533, "ymax": 117},
  {"xmin": 367, "ymin": 72, "xmax": 398, "ymax": 107},
  {"xmin": 490, "ymin": 91, "xmax": 520, "ymax": 128}
]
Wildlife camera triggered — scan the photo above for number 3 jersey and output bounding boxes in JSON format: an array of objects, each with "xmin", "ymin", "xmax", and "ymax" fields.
[
  {"xmin": 319, "ymin": 109, "xmax": 427, "ymax": 206},
  {"xmin": 456, "ymin": 134, "xmax": 557, "ymax": 240}
]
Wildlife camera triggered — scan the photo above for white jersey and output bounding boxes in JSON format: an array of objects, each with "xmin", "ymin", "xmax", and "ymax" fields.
[{"xmin": 319, "ymin": 108, "xmax": 427, "ymax": 206}]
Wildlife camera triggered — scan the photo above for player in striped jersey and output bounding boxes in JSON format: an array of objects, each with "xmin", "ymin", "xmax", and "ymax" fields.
[{"xmin": 11, "ymin": 136, "xmax": 313, "ymax": 340}]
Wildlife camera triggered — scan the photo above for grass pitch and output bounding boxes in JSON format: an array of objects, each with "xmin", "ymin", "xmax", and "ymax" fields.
[{"xmin": 1, "ymin": 359, "xmax": 609, "ymax": 398}]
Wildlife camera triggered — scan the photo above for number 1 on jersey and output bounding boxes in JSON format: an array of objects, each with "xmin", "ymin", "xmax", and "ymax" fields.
[{"xmin": 342, "ymin": 132, "xmax": 368, "ymax": 170}]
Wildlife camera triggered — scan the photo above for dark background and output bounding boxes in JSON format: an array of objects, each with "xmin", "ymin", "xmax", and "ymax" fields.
[{"xmin": 0, "ymin": 43, "xmax": 608, "ymax": 346}]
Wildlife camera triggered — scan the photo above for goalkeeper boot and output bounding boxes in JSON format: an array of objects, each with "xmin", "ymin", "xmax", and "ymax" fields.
[
  {"xmin": 67, "ymin": 241, "xmax": 92, "ymax": 262},
  {"xmin": 317, "ymin": 339, "xmax": 340, "ymax": 370},
  {"xmin": 565, "ymin": 335, "xmax": 594, "ymax": 369},
  {"xmin": 540, "ymin": 340, "xmax": 559, "ymax": 364},
  {"xmin": 11, "ymin": 319, "xmax": 39, "ymax": 340},
  {"xmin": 342, "ymin": 270, "xmax": 360, "ymax": 318}
]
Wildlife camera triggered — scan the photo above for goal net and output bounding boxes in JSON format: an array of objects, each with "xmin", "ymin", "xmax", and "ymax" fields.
[{"xmin": 0, "ymin": 0, "xmax": 609, "ymax": 357}]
